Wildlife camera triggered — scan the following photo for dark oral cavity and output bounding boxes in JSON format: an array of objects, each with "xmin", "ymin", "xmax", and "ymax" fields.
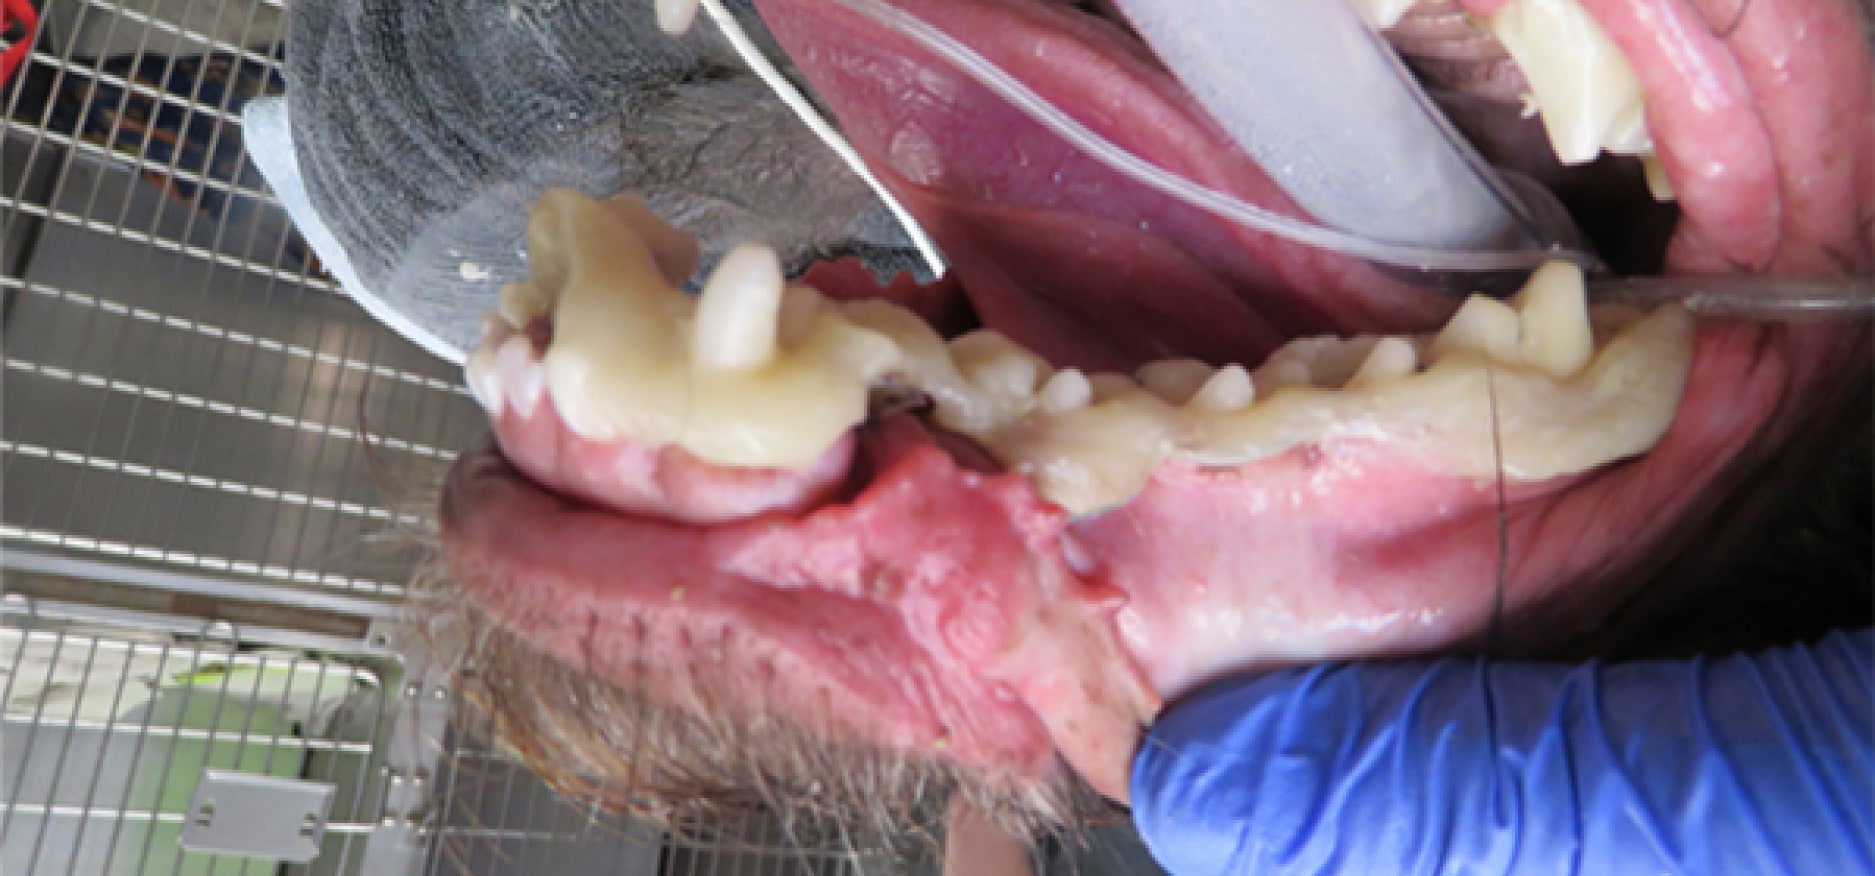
[{"xmin": 444, "ymin": 0, "xmax": 1873, "ymax": 799}]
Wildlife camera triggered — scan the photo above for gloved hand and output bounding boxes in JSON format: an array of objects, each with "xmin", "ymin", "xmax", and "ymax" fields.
[{"xmin": 1131, "ymin": 629, "xmax": 1873, "ymax": 875}]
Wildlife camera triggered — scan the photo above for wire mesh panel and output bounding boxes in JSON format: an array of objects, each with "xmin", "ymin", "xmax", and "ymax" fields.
[
  {"xmin": 1, "ymin": 599, "xmax": 399, "ymax": 876},
  {"xmin": 3, "ymin": 0, "xmax": 480, "ymax": 599}
]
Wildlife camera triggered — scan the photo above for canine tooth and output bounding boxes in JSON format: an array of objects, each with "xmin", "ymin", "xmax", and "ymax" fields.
[
  {"xmin": 693, "ymin": 244, "xmax": 785, "ymax": 372},
  {"xmin": 1345, "ymin": 337, "xmax": 1419, "ymax": 389},
  {"xmin": 1642, "ymin": 155, "xmax": 1675, "ymax": 202},
  {"xmin": 1431, "ymin": 295, "xmax": 1522, "ymax": 364},
  {"xmin": 1089, "ymin": 374, "xmax": 1138, "ymax": 404},
  {"xmin": 495, "ymin": 335, "xmax": 547, "ymax": 419},
  {"xmin": 1513, "ymin": 261, "xmax": 1593, "ymax": 379},
  {"xmin": 1490, "ymin": 0, "xmax": 1648, "ymax": 165},
  {"xmin": 1137, "ymin": 359, "xmax": 1214, "ymax": 404},
  {"xmin": 656, "ymin": 0, "xmax": 702, "ymax": 35},
  {"xmin": 1190, "ymin": 365, "xmax": 1254, "ymax": 412},
  {"xmin": 464, "ymin": 342, "xmax": 504, "ymax": 418},
  {"xmin": 1039, "ymin": 369, "xmax": 1093, "ymax": 415}
]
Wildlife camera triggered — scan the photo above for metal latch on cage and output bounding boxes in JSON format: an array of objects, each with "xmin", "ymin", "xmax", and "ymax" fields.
[{"xmin": 181, "ymin": 771, "xmax": 337, "ymax": 862}]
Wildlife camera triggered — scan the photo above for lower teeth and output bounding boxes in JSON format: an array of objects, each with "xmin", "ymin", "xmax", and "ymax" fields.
[{"xmin": 467, "ymin": 190, "xmax": 1694, "ymax": 515}]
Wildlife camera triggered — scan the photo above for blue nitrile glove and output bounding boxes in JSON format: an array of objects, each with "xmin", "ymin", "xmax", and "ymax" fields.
[{"xmin": 1131, "ymin": 629, "xmax": 1874, "ymax": 875}]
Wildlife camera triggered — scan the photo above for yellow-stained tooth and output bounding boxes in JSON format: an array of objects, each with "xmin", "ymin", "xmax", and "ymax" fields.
[
  {"xmin": 693, "ymin": 244, "xmax": 786, "ymax": 372},
  {"xmin": 1138, "ymin": 359, "xmax": 1214, "ymax": 404},
  {"xmin": 1490, "ymin": 0, "xmax": 1650, "ymax": 166},
  {"xmin": 1090, "ymin": 374, "xmax": 1138, "ymax": 404},
  {"xmin": 950, "ymin": 331, "xmax": 1045, "ymax": 398},
  {"xmin": 1345, "ymin": 336, "xmax": 1419, "ymax": 389},
  {"xmin": 1190, "ymin": 365, "xmax": 1255, "ymax": 412},
  {"xmin": 1513, "ymin": 261, "xmax": 1593, "ymax": 378},
  {"xmin": 1431, "ymin": 295, "xmax": 1522, "ymax": 364},
  {"xmin": 1039, "ymin": 369, "xmax": 1094, "ymax": 415},
  {"xmin": 1643, "ymin": 155, "xmax": 1676, "ymax": 202}
]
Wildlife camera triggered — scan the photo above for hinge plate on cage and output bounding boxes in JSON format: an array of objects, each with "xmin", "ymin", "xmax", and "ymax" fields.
[{"xmin": 181, "ymin": 770, "xmax": 336, "ymax": 862}]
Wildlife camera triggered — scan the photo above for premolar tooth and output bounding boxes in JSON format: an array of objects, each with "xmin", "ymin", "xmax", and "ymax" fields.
[
  {"xmin": 656, "ymin": 0, "xmax": 702, "ymax": 35},
  {"xmin": 1431, "ymin": 295, "xmax": 1522, "ymax": 364},
  {"xmin": 692, "ymin": 244, "xmax": 785, "ymax": 372},
  {"xmin": 495, "ymin": 335, "xmax": 546, "ymax": 419},
  {"xmin": 1513, "ymin": 260, "xmax": 1592, "ymax": 378},
  {"xmin": 1137, "ymin": 359, "xmax": 1214, "ymax": 404},
  {"xmin": 950, "ymin": 331, "xmax": 1043, "ymax": 397},
  {"xmin": 1089, "ymin": 374, "xmax": 1138, "ymax": 404},
  {"xmin": 1345, "ymin": 336, "xmax": 1419, "ymax": 389},
  {"xmin": 1038, "ymin": 369, "xmax": 1093, "ymax": 415},
  {"xmin": 1190, "ymin": 365, "xmax": 1254, "ymax": 412},
  {"xmin": 1252, "ymin": 358, "xmax": 1312, "ymax": 393},
  {"xmin": 464, "ymin": 342, "xmax": 504, "ymax": 418}
]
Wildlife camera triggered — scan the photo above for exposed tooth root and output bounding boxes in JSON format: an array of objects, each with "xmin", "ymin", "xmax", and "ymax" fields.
[
  {"xmin": 1643, "ymin": 155, "xmax": 1675, "ymax": 202},
  {"xmin": 1431, "ymin": 295, "xmax": 1522, "ymax": 364},
  {"xmin": 1089, "ymin": 374, "xmax": 1138, "ymax": 404},
  {"xmin": 655, "ymin": 0, "xmax": 702, "ymax": 35},
  {"xmin": 1345, "ymin": 337, "xmax": 1419, "ymax": 389},
  {"xmin": 465, "ymin": 342, "xmax": 504, "ymax": 418},
  {"xmin": 1190, "ymin": 365, "xmax": 1254, "ymax": 412},
  {"xmin": 495, "ymin": 335, "xmax": 546, "ymax": 419},
  {"xmin": 1137, "ymin": 359, "xmax": 1214, "ymax": 404},
  {"xmin": 693, "ymin": 244, "xmax": 786, "ymax": 372},
  {"xmin": 1513, "ymin": 261, "xmax": 1593, "ymax": 378},
  {"xmin": 1039, "ymin": 369, "xmax": 1094, "ymax": 415}
]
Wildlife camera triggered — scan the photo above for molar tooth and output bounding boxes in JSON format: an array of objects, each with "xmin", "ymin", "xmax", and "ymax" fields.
[
  {"xmin": 1513, "ymin": 260, "xmax": 1593, "ymax": 379},
  {"xmin": 1137, "ymin": 359, "xmax": 1214, "ymax": 404},
  {"xmin": 464, "ymin": 342, "xmax": 504, "ymax": 418},
  {"xmin": 1038, "ymin": 368, "xmax": 1093, "ymax": 415},
  {"xmin": 495, "ymin": 335, "xmax": 546, "ymax": 419},
  {"xmin": 1344, "ymin": 336, "xmax": 1419, "ymax": 389},
  {"xmin": 1190, "ymin": 365, "xmax": 1254, "ymax": 412},
  {"xmin": 1252, "ymin": 358, "xmax": 1312, "ymax": 393},
  {"xmin": 1430, "ymin": 295, "xmax": 1522, "ymax": 364},
  {"xmin": 656, "ymin": 0, "xmax": 702, "ymax": 35},
  {"xmin": 692, "ymin": 243, "xmax": 785, "ymax": 372}
]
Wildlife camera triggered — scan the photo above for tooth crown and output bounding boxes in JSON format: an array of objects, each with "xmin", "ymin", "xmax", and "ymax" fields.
[{"xmin": 468, "ymin": 191, "xmax": 1694, "ymax": 517}]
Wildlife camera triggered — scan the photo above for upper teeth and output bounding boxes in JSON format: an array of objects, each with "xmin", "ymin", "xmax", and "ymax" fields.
[
  {"xmin": 1487, "ymin": 0, "xmax": 1660, "ymax": 173},
  {"xmin": 466, "ymin": 190, "xmax": 1694, "ymax": 515}
]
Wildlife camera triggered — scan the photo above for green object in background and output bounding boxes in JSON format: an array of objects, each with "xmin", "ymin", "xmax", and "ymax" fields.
[{"xmin": 113, "ymin": 660, "xmax": 350, "ymax": 876}]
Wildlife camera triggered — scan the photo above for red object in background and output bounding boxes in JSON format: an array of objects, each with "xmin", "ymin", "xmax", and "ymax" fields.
[{"xmin": 2, "ymin": 0, "xmax": 35, "ymax": 88}]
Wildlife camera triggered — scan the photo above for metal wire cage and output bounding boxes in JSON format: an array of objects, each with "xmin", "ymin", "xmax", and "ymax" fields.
[{"xmin": 2, "ymin": 2, "xmax": 930, "ymax": 873}]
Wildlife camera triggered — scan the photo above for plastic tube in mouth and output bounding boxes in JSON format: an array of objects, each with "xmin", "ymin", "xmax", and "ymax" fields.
[
  {"xmin": 829, "ymin": 0, "xmax": 1599, "ymax": 278},
  {"xmin": 1109, "ymin": 0, "xmax": 1562, "ymax": 254}
]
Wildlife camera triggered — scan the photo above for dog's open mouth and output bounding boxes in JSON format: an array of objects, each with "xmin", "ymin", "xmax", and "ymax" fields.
[{"xmin": 439, "ymin": 0, "xmax": 1872, "ymax": 803}]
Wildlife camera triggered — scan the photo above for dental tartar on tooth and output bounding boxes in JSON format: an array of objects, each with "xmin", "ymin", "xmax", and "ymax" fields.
[{"xmin": 468, "ymin": 190, "xmax": 1693, "ymax": 517}]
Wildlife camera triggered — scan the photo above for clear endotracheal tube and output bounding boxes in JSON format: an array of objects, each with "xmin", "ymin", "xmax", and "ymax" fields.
[{"xmin": 827, "ymin": 0, "xmax": 1604, "ymax": 279}]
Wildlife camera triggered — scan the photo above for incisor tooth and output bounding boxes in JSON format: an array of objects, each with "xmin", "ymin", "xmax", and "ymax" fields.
[
  {"xmin": 656, "ymin": 0, "xmax": 702, "ymax": 35},
  {"xmin": 495, "ymin": 335, "xmax": 547, "ymax": 419},
  {"xmin": 1490, "ymin": 0, "xmax": 1648, "ymax": 166},
  {"xmin": 1431, "ymin": 295, "xmax": 1522, "ymax": 364},
  {"xmin": 1513, "ymin": 261, "xmax": 1593, "ymax": 378},
  {"xmin": 1039, "ymin": 369, "xmax": 1094, "ymax": 415},
  {"xmin": 693, "ymin": 244, "xmax": 785, "ymax": 372},
  {"xmin": 465, "ymin": 343, "xmax": 504, "ymax": 418},
  {"xmin": 1345, "ymin": 337, "xmax": 1419, "ymax": 389},
  {"xmin": 1190, "ymin": 365, "xmax": 1254, "ymax": 412},
  {"xmin": 1137, "ymin": 359, "xmax": 1215, "ymax": 404}
]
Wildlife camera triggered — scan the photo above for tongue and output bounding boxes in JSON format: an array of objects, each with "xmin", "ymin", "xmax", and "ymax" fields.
[{"xmin": 753, "ymin": 0, "xmax": 1456, "ymax": 372}]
